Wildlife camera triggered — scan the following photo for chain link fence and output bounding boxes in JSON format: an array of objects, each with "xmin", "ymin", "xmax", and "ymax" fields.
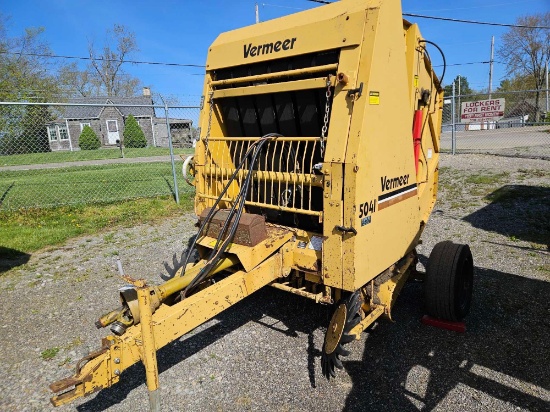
[
  {"xmin": 0, "ymin": 99, "xmax": 200, "ymax": 210},
  {"xmin": 442, "ymin": 88, "xmax": 550, "ymax": 158},
  {"xmin": 2, "ymin": 89, "xmax": 548, "ymax": 210}
]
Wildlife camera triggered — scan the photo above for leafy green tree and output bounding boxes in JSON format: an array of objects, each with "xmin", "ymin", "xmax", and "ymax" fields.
[
  {"xmin": 443, "ymin": 75, "xmax": 475, "ymax": 97},
  {"xmin": 79, "ymin": 125, "xmax": 101, "ymax": 150},
  {"xmin": 123, "ymin": 115, "xmax": 147, "ymax": 148},
  {"xmin": 19, "ymin": 106, "xmax": 53, "ymax": 153},
  {"xmin": 0, "ymin": 18, "xmax": 60, "ymax": 102},
  {"xmin": 0, "ymin": 15, "xmax": 60, "ymax": 154}
]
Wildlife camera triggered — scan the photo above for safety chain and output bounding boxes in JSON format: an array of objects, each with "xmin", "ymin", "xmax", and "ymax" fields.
[
  {"xmin": 320, "ymin": 76, "xmax": 332, "ymax": 156},
  {"xmin": 205, "ymin": 90, "xmax": 214, "ymax": 152}
]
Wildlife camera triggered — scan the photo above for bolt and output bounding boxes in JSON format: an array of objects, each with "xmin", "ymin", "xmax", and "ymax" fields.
[
  {"xmin": 114, "ymin": 358, "xmax": 120, "ymax": 364},
  {"xmin": 114, "ymin": 369, "xmax": 121, "ymax": 376}
]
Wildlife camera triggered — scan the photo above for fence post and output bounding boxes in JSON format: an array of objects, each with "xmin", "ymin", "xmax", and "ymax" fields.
[
  {"xmin": 451, "ymin": 82, "xmax": 456, "ymax": 155},
  {"xmin": 162, "ymin": 99, "xmax": 180, "ymax": 204}
]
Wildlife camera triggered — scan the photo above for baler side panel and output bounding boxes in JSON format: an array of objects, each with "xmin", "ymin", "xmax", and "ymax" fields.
[{"xmin": 343, "ymin": 1, "xmax": 421, "ymax": 289}]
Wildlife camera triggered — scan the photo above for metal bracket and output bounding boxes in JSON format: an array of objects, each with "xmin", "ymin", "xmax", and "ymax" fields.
[
  {"xmin": 335, "ymin": 225, "xmax": 357, "ymax": 235},
  {"xmin": 346, "ymin": 82, "xmax": 363, "ymax": 98}
]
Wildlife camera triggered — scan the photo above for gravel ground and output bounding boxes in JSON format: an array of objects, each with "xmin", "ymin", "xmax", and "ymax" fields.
[{"xmin": 1, "ymin": 153, "xmax": 548, "ymax": 412}]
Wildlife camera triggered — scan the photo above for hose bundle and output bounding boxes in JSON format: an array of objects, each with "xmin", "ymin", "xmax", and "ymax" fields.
[{"xmin": 180, "ymin": 133, "xmax": 283, "ymax": 297}]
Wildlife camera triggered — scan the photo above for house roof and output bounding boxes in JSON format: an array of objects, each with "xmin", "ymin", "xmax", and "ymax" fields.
[
  {"xmin": 153, "ymin": 117, "xmax": 193, "ymax": 125},
  {"xmin": 504, "ymin": 98, "xmax": 547, "ymax": 118},
  {"xmin": 62, "ymin": 96, "xmax": 155, "ymax": 119}
]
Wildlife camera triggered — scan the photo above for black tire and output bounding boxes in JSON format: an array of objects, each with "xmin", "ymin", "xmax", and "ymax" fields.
[{"xmin": 423, "ymin": 241, "xmax": 474, "ymax": 321}]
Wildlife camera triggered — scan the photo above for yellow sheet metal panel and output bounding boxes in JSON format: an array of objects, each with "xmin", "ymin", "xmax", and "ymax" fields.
[
  {"xmin": 196, "ymin": 225, "xmax": 293, "ymax": 272},
  {"xmin": 206, "ymin": 0, "xmax": 374, "ymax": 70},
  {"xmin": 322, "ymin": 162, "xmax": 344, "ymax": 289}
]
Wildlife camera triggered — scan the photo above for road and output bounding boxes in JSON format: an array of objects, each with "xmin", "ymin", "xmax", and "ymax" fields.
[
  {"xmin": 0, "ymin": 155, "xmax": 176, "ymax": 172},
  {"xmin": 441, "ymin": 125, "xmax": 549, "ymax": 151}
]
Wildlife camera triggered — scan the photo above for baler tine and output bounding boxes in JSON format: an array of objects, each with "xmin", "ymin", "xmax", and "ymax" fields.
[{"xmin": 50, "ymin": 0, "xmax": 475, "ymax": 409}]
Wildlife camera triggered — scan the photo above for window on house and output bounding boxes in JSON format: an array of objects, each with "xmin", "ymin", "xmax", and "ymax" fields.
[
  {"xmin": 58, "ymin": 125, "xmax": 69, "ymax": 140},
  {"xmin": 47, "ymin": 125, "xmax": 58, "ymax": 141},
  {"xmin": 80, "ymin": 122, "xmax": 91, "ymax": 131}
]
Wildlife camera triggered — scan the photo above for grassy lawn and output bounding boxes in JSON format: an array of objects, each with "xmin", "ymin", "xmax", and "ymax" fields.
[
  {"xmin": 0, "ymin": 147, "xmax": 193, "ymax": 167},
  {"xmin": 0, "ymin": 195, "xmax": 194, "ymax": 258},
  {"xmin": 0, "ymin": 161, "xmax": 193, "ymax": 210}
]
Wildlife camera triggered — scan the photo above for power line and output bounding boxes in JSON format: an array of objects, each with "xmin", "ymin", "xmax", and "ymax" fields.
[
  {"xmin": 0, "ymin": 51, "xmax": 205, "ymax": 68},
  {"xmin": 262, "ymin": 3, "xmax": 304, "ymax": 10},
  {"xmin": 305, "ymin": 1, "xmax": 550, "ymax": 29},
  {"xmin": 402, "ymin": 13, "xmax": 550, "ymax": 29},
  {"xmin": 434, "ymin": 61, "xmax": 501, "ymax": 67}
]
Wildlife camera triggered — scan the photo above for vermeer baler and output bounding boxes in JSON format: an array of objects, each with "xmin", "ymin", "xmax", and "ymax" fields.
[{"xmin": 50, "ymin": 0, "xmax": 474, "ymax": 408}]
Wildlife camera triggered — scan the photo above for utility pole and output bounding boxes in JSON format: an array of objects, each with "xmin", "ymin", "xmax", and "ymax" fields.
[
  {"xmin": 458, "ymin": 74, "xmax": 461, "ymax": 124},
  {"xmin": 488, "ymin": 36, "xmax": 494, "ymax": 99},
  {"xmin": 546, "ymin": 60, "xmax": 549, "ymax": 115},
  {"xmin": 451, "ymin": 82, "xmax": 456, "ymax": 155},
  {"xmin": 255, "ymin": 3, "xmax": 259, "ymax": 23}
]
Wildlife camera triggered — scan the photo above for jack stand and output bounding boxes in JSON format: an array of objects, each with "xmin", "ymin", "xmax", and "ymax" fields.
[{"xmin": 136, "ymin": 282, "xmax": 161, "ymax": 412}]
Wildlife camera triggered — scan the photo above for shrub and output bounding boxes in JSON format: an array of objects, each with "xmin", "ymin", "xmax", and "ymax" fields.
[
  {"xmin": 123, "ymin": 115, "xmax": 147, "ymax": 148},
  {"xmin": 79, "ymin": 125, "xmax": 101, "ymax": 150}
]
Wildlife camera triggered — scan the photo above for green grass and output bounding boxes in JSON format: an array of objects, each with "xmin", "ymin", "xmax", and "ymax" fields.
[
  {"xmin": 0, "ymin": 147, "xmax": 193, "ymax": 167},
  {"xmin": 0, "ymin": 195, "xmax": 193, "ymax": 255},
  {"xmin": 0, "ymin": 161, "xmax": 192, "ymax": 210},
  {"xmin": 41, "ymin": 347, "xmax": 60, "ymax": 361},
  {"xmin": 465, "ymin": 172, "xmax": 510, "ymax": 185}
]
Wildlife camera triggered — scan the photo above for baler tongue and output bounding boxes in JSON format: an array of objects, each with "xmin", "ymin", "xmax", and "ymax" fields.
[{"xmin": 50, "ymin": 221, "xmax": 294, "ymax": 407}]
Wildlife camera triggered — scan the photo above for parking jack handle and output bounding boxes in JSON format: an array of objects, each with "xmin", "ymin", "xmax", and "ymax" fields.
[{"xmin": 137, "ymin": 285, "xmax": 161, "ymax": 412}]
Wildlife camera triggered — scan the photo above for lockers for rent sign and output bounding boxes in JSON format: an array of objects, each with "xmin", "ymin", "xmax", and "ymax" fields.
[{"xmin": 461, "ymin": 98, "xmax": 505, "ymax": 123}]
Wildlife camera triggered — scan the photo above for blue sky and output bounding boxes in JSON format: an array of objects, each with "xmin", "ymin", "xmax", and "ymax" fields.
[{"xmin": 3, "ymin": 0, "xmax": 549, "ymax": 102}]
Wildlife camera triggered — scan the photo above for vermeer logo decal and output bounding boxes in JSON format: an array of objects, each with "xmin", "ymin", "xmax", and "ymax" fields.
[
  {"xmin": 378, "ymin": 174, "xmax": 417, "ymax": 211},
  {"xmin": 381, "ymin": 174, "xmax": 409, "ymax": 192},
  {"xmin": 243, "ymin": 38, "xmax": 297, "ymax": 58}
]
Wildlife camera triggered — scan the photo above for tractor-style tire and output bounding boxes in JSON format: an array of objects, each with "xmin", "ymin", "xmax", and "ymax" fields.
[{"xmin": 423, "ymin": 241, "xmax": 474, "ymax": 322}]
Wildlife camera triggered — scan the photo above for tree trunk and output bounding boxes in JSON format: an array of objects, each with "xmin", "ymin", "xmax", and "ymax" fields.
[{"xmin": 534, "ymin": 90, "xmax": 541, "ymax": 122}]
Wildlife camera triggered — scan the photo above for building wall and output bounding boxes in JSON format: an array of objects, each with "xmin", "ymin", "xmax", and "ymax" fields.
[
  {"xmin": 99, "ymin": 107, "xmax": 125, "ymax": 146},
  {"xmin": 134, "ymin": 116, "xmax": 155, "ymax": 146},
  {"xmin": 67, "ymin": 119, "xmax": 103, "ymax": 149},
  {"xmin": 58, "ymin": 116, "xmax": 155, "ymax": 151},
  {"xmin": 154, "ymin": 121, "xmax": 192, "ymax": 148}
]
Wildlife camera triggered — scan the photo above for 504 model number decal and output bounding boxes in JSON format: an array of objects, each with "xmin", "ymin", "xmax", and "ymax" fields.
[{"xmin": 358, "ymin": 199, "xmax": 377, "ymax": 218}]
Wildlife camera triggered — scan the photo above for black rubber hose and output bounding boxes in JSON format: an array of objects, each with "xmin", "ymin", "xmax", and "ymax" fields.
[
  {"xmin": 204, "ymin": 133, "xmax": 282, "ymax": 260},
  {"xmin": 182, "ymin": 134, "xmax": 282, "ymax": 295},
  {"xmin": 179, "ymin": 141, "xmax": 261, "ymax": 272},
  {"xmin": 419, "ymin": 39, "xmax": 446, "ymax": 86},
  {"xmin": 187, "ymin": 136, "xmax": 274, "ymax": 289},
  {"xmin": 183, "ymin": 139, "xmax": 267, "ymax": 294}
]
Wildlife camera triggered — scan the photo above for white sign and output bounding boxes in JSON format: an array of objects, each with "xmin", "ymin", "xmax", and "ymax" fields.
[{"xmin": 461, "ymin": 98, "xmax": 505, "ymax": 123}]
